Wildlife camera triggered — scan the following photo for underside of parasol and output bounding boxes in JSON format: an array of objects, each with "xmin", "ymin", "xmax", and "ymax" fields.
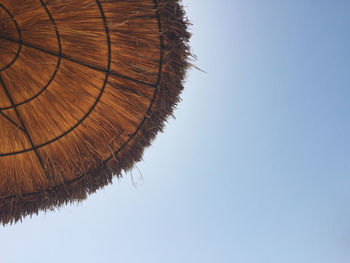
[{"xmin": 0, "ymin": 0, "xmax": 191, "ymax": 224}]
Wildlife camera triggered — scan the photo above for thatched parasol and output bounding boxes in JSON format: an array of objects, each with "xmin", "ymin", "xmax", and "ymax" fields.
[{"xmin": 0, "ymin": 0, "xmax": 190, "ymax": 224}]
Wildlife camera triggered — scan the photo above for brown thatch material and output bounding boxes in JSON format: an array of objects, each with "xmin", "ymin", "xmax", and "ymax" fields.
[{"xmin": 0, "ymin": 0, "xmax": 191, "ymax": 224}]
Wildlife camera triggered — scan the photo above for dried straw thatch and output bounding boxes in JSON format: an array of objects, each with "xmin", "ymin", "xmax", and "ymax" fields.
[{"xmin": 0, "ymin": 0, "xmax": 191, "ymax": 224}]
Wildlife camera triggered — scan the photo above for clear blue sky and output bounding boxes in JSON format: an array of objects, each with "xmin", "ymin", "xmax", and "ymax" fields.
[{"xmin": 1, "ymin": 1, "xmax": 350, "ymax": 262}]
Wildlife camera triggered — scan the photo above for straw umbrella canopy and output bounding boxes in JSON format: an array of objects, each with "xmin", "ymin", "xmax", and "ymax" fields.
[{"xmin": 0, "ymin": 0, "xmax": 190, "ymax": 224}]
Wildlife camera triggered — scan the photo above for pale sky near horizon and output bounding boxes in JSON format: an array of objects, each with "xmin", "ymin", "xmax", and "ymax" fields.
[{"xmin": 1, "ymin": 1, "xmax": 350, "ymax": 262}]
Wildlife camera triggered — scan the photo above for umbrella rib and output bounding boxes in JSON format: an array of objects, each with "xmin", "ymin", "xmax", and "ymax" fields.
[
  {"xmin": 0, "ymin": 75, "xmax": 53, "ymax": 185},
  {"xmin": 104, "ymin": 0, "xmax": 164, "ymax": 164},
  {"xmin": 0, "ymin": 111, "xmax": 24, "ymax": 132},
  {"xmin": 0, "ymin": 35, "xmax": 155, "ymax": 89},
  {"xmin": 0, "ymin": 1, "xmax": 62, "ymax": 112},
  {"xmin": 0, "ymin": 3, "xmax": 22, "ymax": 72}
]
